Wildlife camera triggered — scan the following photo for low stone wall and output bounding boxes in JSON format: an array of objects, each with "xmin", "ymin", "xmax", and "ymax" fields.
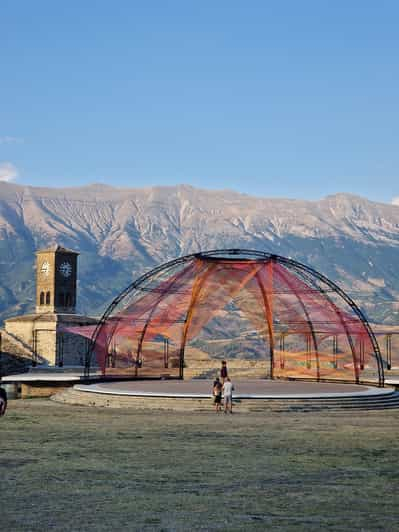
[
  {"xmin": 53, "ymin": 388, "xmax": 214, "ymax": 410},
  {"xmin": 0, "ymin": 329, "xmax": 34, "ymax": 376},
  {"xmin": 51, "ymin": 386, "xmax": 399, "ymax": 412},
  {"xmin": 21, "ymin": 382, "xmax": 73, "ymax": 398}
]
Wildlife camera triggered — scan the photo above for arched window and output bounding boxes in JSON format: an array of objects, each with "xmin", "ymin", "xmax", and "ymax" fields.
[
  {"xmin": 40, "ymin": 292, "xmax": 45, "ymax": 305},
  {"xmin": 46, "ymin": 291, "xmax": 51, "ymax": 305}
]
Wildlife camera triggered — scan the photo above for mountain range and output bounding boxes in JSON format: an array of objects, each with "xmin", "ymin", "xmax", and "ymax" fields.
[{"xmin": 0, "ymin": 181, "xmax": 398, "ymax": 325}]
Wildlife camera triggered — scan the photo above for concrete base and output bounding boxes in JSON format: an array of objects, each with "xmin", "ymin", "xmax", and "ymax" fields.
[
  {"xmin": 1, "ymin": 369, "xmax": 101, "ymax": 398},
  {"xmin": 74, "ymin": 379, "xmax": 392, "ymax": 399},
  {"xmin": 1, "ymin": 370, "xmax": 91, "ymax": 383},
  {"xmin": 52, "ymin": 379, "xmax": 399, "ymax": 412}
]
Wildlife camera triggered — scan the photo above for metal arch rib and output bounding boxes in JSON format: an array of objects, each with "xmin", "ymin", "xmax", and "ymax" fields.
[
  {"xmin": 178, "ymin": 259, "xmax": 264, "ymax": 378},
  {"xmin": 178, "ymin": 263, "xmax": 217, "ymax": 378},
  {"xmin": 275, "ymin": 257, "xmax": 384, "ymax": 386},
  {"xmin": 289, "ymin": 266, "xmax": 360, "ymax": 384},
  {"xmin": 254, "ymin": 268, "xmax": 275, "ymax": 379},
  {"xmin": 200, "ymin": 248, "xmax": 383, "ymax": 385},
  {"xmin": 135, "ymin": 262, "xmax": 197, "ymax": 368},
  {"xmin": 85, "ymin": 255, "xmax": 195, "ymax": 376},
  {"xmin": 275, "ymin": 262, "xmax": 321, "ymax": 381}
]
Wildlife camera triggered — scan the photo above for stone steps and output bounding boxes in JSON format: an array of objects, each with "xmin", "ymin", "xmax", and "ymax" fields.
[
  {"xmin": 52, "ymin": 387, "xmax": 399, "ymax": 412},
  {"xmin": 184, "ymin": 368, "xmax": 268, "ymax": 380},
  {"xmin": 184, "ymin": 360, "xmax": 268, "ymax": 380}
]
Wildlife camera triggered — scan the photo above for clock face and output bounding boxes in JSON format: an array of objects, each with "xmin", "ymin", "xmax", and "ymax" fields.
[
  {"xmin": 41, "ymin": 261, "xmax": 50, "ymax": 276},
  {"xmin": 59, "ymin": 261, "xmax": 72, "ymax": 278}
]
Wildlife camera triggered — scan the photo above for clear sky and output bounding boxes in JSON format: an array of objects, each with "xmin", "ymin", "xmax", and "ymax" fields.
[{"xmin": 1, "ymin": 0, "xmax": 399, "ymax": 203}]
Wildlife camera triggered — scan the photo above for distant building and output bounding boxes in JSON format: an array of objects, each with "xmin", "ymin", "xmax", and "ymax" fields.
[{"xmin": 3, "ymin": 245, "xmax": 96, "ymax": 367}]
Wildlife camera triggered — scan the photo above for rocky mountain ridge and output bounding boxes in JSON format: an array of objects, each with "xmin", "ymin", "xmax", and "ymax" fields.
[{"xmin": 0, "ymin": 182, "xmax": 398, "ymax": 324}]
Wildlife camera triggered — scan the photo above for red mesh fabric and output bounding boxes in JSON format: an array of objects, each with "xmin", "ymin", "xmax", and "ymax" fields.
[{"xmin": 89, "ymin": 256, "xmax": 381, "ymax": 383}]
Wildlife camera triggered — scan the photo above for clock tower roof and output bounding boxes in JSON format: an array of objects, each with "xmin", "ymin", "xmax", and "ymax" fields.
[{"xmin": 36, "ymin": 245, "xmax": 79, "ymax": 255}]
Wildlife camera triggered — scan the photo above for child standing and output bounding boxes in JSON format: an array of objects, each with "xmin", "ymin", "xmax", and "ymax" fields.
[{"xmin": 212, "ymin": 377, "xmax": 222, "ymax": 412}]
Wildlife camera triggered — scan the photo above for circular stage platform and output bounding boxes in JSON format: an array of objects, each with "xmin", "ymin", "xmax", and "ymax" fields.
[
  {"xmin": 74, "ymin": 379, "xmax": 392, "ymax": 399},
  {"xmin": 53, "ymin": 379, "xmax": 399, "ymax": 411}
]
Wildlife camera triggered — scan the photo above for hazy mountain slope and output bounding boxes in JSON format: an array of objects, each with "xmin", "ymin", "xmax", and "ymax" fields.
[{"xmin": 0, "ymin": 182, "xmax": 398, "ymax": 324}]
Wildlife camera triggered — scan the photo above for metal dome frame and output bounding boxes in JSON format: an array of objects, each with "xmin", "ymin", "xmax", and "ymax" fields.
[{"xmin": 85, "ymin": 249, "xmax": 384, "ymax": 386}]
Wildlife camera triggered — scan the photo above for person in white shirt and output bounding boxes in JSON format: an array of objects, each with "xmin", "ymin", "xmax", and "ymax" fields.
[{"xmin": 222, "ymin": 377, "xmax": 234, "ymax": 414}]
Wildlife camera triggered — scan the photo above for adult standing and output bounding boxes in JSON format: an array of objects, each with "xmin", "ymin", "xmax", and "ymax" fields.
[
  {"xmin": 0, "ymin": 387, "xmax": 7, "ymax": 416},
  {"xmin": 220, "ymin": 360, "xmax": 228, "ymax": 384},
  {"xmin": 222, "ymin": 377, "xmax": 234, "ymax": 414}
]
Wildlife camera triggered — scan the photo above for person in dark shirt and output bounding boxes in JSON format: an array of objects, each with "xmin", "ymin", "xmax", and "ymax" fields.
[
  {"xmin": 220, "ymin": 360, "xmax": 228, "ymax": 384},
  {"xmin": 212, "ymin": 377, "xmax": 222, "ymax": 412},
  {"xmin": 0, "ymin": 387, "xmax": 7, "ymax": 416}
]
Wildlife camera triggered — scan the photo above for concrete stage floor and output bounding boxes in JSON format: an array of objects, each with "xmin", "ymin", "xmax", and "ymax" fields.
[{"xmin": 74, "ymin": 379, "xmax": 393, "ymax": 399}]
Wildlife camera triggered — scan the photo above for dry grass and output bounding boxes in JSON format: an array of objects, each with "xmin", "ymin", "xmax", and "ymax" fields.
[{"xmin": 1, "ymin": 399, "xmax": 399, "ymax": 531}]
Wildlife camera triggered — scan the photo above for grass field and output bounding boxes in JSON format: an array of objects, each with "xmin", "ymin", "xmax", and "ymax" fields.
[{"xmin": 1, "ymin": 399, "xmax": 399, "ymax": 531}]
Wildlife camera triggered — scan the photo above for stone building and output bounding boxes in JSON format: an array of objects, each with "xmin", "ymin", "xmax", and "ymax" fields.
[{"xmin": 3, "ymin": 246, "xmax": 96, "ymax": 368}]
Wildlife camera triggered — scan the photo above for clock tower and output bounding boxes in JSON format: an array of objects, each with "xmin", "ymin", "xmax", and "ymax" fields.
[
  {"xmin": 36, "ymin": 246, "xmax": 78, "ymax": 314},
  {"xmin": 5, "ymin": 244, "xmax": 96, "ymax": 370}
]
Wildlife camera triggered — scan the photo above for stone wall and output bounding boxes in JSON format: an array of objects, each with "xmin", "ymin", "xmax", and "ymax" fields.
[
  {"xmin": 4, "ymin": 313, "xmax": 96, "ymax": 368},
  {"xmin": 21, "ymin": 383, "xmax": 71, "ymax": 398},
  {"xmin": 4, "ymin": 320, "xmax": 36, "ymax": 350},
  {"xmin": 5, "ymin": 317, "xmax": 57, "ymax": 365},
  {"xmin": 57, "ymin": 332, "xmax": 90, "ymax": 366},
  {"xmin": 0, "ymin": 330, "xmax": 34, "ymax": 376}
]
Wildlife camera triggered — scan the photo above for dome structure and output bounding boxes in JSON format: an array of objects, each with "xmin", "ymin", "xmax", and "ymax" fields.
[{"xmin": 87, "ymin": 249, "xmax": 384, "ymax": 386}]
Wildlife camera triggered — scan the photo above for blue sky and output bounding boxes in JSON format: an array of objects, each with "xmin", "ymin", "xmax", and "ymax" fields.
[{"xmin": 1, "ymin": 0, "xmax": 399, "ymax": 203}]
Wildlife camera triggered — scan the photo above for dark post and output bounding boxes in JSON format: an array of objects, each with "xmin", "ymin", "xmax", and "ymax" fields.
[
  {"xmin": 386, "ymin": 334, "xmax": 392, "ymax": 370},
  {"xmin": 360, "ymin": 337, "xmax": 365, "ymax": 371},
  {"xmin": 179, "ymin": 346, "xmax": 184, "ymax": 379},
  {"xmin": 164, "ymin": 338, "xmax": 169, "ymax": 368},
  {"xmin": 32, "ymin": 329, "xmax": 37, "ymax": 367},
  {"xmin": 279, "ymin": 333, "xmax": 285, "ymax": 369},
  {"xmin": 333, "ymin": 335, "xmax": 338, "ymax": 369},
  {"xmin": 0, "ymin": 330, "xmax": 3, "ymax": 378},
  {"xmin": 58, "ymin": 333, "xmax": 64, "ymax": 367},
  {"xmin": 306, "ymin": 334, "xmax": 311, "ymax": 369}
]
